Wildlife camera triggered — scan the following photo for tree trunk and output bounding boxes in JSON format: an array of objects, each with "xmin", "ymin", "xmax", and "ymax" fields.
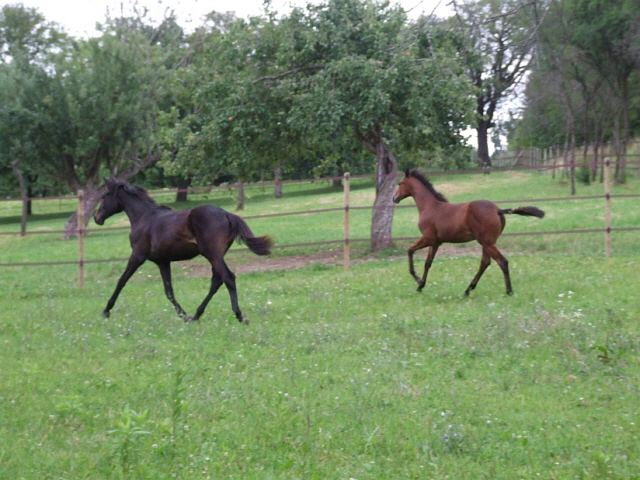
[
  {"xmin": 370, "ymin": 142, "xmax": 398, "ymax": 251},
  {"xmin": 176, "ymin": 176, "xmax": 190, "ymax": 202},
  {"xmin": 354, "ymin": 123, "xmax": 398, "ymax": 251},
  {"xmin": 569, "ymin": 118, "xmax": 576, "ymax": 196},
  {"xmin": 476, "ymin": 120, "xmax": 492, "ymax": 168},
  {"xmin": 11, "ymin": 159, "xmax": 28, "ymax": 236},
  {"xmin": 274, "ymin": 165, "xmax": 283, "ymax": 199},
  {"xmin": 612, "ymin": 114, "xmax": 620, "ymax": 182},
  {"xmin": 64, "ymin": 189, "xmax": 102, "ymax": 239},
  {"xmin": 236, "ymin": 179, "xmax": 245, "ymax": 210},
  {"xmin": 592, "ymin": 119, "xmax": 601, "ymax": 182}
]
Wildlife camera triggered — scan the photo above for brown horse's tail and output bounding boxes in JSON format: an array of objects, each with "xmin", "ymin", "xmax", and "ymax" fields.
[
  {"xmin": 227, "ymin": 213, "xmax": 273, "ymax": 256},
  {"xmin": 500, "ymin": 206, "xmax": 545, "ymax": 218}
]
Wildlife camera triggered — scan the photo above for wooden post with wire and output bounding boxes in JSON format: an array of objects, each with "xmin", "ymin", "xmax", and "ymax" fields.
[
  {"xmin": 77, "ymin": 190, "xmax": 85, "ymax": 287},
  {"xmin": 343, "ymin": 172, "xmax": 350, "ymax": 270},
  {"xmin": 603, "ymin": 159, "xmax": 612, "ymax": 257}
]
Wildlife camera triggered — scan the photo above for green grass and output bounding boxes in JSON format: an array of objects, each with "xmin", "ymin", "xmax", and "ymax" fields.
[
  {"xmin": 0, "ymin": 170, "xmax": 639, "ymax": 478},
  {"xmin": 1, "ymin": 257, "xmax": 639, "ymax": 478}
]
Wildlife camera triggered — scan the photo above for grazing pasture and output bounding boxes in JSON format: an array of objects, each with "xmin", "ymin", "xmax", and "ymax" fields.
[{"xmin": 0, "ymin": 171, "xmax": 639, "ymax": 478}]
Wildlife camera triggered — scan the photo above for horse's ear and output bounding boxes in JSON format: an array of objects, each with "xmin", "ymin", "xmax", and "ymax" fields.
[
  {"xmin": 105, "ymin": 176, "xmax": 118, "ymax": 191},
  {"xmin": 405, "ymin": 168, "xmax": 410, "ymax": 176}
]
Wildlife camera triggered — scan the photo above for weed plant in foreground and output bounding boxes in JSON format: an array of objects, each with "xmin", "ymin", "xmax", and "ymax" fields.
[{"xmin": 0, "ymin": 255, "xmax": 639, "ymax": 479}]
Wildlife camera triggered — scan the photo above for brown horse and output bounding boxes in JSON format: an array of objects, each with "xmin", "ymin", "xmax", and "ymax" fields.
[
  {"xmin": 393, "ymin": 169, "xmax": 544, "ymax": 296},
  {"xmin": 94, "ymin": 178, "xmax": 273, "ymax": 323}
]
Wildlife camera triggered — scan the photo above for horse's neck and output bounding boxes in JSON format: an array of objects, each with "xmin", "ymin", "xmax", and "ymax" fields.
[
  {"xmin": 120, "ymin": 192, "xmax": 154, "ymax": 225},
  {"xmin": 410, "ymin": 179, "xmax": 440, "ymax": 211}
]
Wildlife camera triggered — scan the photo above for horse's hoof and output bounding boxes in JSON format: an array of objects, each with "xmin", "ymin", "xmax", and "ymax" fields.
[
  {"xmin": 102, "ymin": 310, "xmax": 110, "ymax": 318},
  {"xmin": 240, "ymin": 317, "xmax": 249, "ymax": 326},
  {"xmin": 184, "ymin": 316, "xmax": 199, "ymax": 323}
]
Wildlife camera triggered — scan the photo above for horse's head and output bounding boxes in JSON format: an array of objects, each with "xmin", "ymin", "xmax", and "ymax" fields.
[
  {"xmin": 392, "ymin": 169, "xmax": 413, "ymax": 204},
  {"xmin": 94, "ymin": 177, "xmax": 124, "ymax": 225}
]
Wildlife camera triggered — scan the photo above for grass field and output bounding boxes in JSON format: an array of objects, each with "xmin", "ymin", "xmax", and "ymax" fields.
[{"xmin": 0, "ymin": 170, "xmax": 639, "ymax": 479}]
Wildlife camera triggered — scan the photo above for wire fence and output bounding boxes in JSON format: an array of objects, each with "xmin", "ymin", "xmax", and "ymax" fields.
[{"xmin": 0, "ymin": 160, "xmax": 639, "ymax": 283}]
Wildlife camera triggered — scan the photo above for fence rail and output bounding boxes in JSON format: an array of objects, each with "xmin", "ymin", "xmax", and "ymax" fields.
[{"xmin": 0, "ymin": 160, "xmax": 638, "ymax": 283}]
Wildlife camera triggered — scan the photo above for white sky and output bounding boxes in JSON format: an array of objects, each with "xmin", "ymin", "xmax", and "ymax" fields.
[{"xmin": 15, "ymin": 0, "xmax": 453, "ymax": 37}]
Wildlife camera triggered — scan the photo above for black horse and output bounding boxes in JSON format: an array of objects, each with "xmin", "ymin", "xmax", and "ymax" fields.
[{"xmin": 94, "ymin": 178, "xmax": 273, "ymax": 324}]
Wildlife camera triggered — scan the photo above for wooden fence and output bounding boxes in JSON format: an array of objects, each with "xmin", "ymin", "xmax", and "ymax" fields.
[{"xmin": 0, "ymin": 160, "xmax": 638, "ymax": 286}]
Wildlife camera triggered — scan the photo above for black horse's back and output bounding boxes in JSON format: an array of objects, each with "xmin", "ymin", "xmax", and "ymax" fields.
[{"xmin": 188, "ymin": 205, "xmax": 273, "ymax": 256}]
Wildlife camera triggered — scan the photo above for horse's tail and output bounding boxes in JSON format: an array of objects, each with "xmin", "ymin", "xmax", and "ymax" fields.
[
  {"xmin": 500, "ymin": 206, "xmax": 545, "ymax": 218},
  {"xmin": 227, "ymin": 213, "xmax": 273, "ymax": 256}
]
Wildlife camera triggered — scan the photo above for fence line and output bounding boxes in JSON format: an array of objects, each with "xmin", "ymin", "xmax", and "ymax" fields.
[{"xmin": 0, "ymin": 160, "xmax": 638, "ymax": 282}]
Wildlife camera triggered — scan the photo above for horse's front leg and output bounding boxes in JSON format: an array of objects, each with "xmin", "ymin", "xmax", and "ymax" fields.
[
  {"xmin": 156, "ymin": 261, "xmax": 190, "ymax": 321},
  {"xmin": 417, "ymin": 245, "xmax": 439, "ymax": 292},
  {"xmin": 464, "ymin": 247, "xmax": 491, "ymax": 296},
  {"xmin": 407, "ymin": 237, "xmax": 431, "ymax": 289},
  {"xmin": 103, "ymin": 256, "xmax": 145, "ymax": 317}
]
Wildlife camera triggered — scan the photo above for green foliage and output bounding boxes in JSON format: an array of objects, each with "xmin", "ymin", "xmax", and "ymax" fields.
[
  {"xmin": 513, "ymin": 0, "xmax": 640, "ymax": 170},
  {"xmin": 444, "ymin": 0, "xmax": 542, "ymax": 165},
  {"xmin": 108, "ymin": 406, "xmax": 152, "ymax": 477},
  {"xmin": 0, "ymin": 8, "xmax": 182, "ymax": 199}
]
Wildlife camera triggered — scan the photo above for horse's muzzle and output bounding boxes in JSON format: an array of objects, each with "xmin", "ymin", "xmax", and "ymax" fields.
[
  {"xmin": 94, "ymin": 214, "xmax": 105, "ymax": 225},
  {"xmin": 392, "ymin": 195, "xmax": 400, "ymax": 204}
]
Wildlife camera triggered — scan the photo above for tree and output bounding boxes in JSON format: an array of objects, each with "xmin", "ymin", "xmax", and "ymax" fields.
[
  {"xmin": 568, "ymin": 0, "xmax": 639, "ymax": 183},
  {"xmin": 0, "ymin": 5, "xmax": 67, "ymax": 226},
  {"xmin": 8, "ymin": 13, "xmax": 181, "ymax": 236},
  {"xmin": 512, "ymin": 0, "xmax": 640, "ymax": 184},
  {"xmin": 263, "ymin": 0, "xmax": 472, "ymax": 249},
  {"xmin": 450, "ymin": 0, "xmax": 544, "ymax": 167}
]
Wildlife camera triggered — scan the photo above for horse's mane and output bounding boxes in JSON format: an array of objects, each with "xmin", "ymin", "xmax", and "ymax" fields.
[
  {"xmin": 114, "ymin": 180, "xmax": 160, "ymax": 208},
  {"xmin": 407, "ymin": 169, "xmax": 448, "ymax": 202}
]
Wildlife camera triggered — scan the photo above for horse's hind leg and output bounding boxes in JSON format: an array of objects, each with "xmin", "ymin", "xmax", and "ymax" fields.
[
  {"xmin": 217, "ymin": 261, "xmax": 246, "ymax": 324},
  {"xmin": 196, "ymin": 254, "xmax": 246, "ymax": 324},
  {"xmin": 464, "ymin": 248, "xmax": 491, "ymax": 296},
  {"xmin": 156, "ymin": 261, "xmax": 190, "ymax": 320},
  {"xmin": 192, "ymin": 274, "xmax": 223, "ymax": 321},
  {"xmin": 484, "ymin": 244, "xmax": 513, "ymax": 295}
]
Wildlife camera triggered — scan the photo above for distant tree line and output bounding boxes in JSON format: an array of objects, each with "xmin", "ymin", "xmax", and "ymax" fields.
[
  {"xmin": 1, "ymin": 0, "xmax": 638, "ymax": 245},
  {"xmin": 510, "ymin": 0, "xmax": 640, "ymax": 185}
]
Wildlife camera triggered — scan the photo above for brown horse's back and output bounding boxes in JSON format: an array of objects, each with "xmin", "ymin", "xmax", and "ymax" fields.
[{"xmin": 422, "ymin": 200, "xmax": 503, "ymax": 245}]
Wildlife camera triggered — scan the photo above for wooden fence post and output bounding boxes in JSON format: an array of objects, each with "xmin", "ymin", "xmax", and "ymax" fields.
[
  {"xmin": 603, "ymin": 159, "xmax": 612, "ymax": 257},
  {"xmin": 343, "ymin": 172, "xmax": 350, "ymax": 270},
  {"xmin": 77, "ymin": 190, "xmax": 85, "ymax": 287}
]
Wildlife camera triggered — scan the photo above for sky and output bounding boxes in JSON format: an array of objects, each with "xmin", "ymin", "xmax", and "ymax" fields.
[{"xmin": 16, "ymin": 0, "xmax": 453, "ymax": 37}]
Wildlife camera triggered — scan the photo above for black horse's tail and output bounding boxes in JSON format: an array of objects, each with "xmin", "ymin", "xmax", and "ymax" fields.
[
  {"xmin": 500, "ymin": 206, "xmax": 545, "ymax": 218},
  {"xmin": 227, "ymin": 213, "xmax": 273, "ymax": 256}
]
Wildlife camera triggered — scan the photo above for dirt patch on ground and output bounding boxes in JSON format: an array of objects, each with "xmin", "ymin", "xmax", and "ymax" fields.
[{"xmin": 185, "ymin": 244, "xmax": 482, "ymax": 277}]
